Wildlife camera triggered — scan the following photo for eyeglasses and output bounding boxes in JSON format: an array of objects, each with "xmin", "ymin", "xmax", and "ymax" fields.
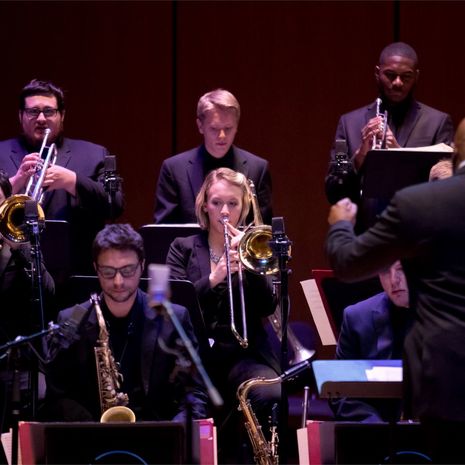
[
  {"xmin": 23, "ymin": 107, "xmax": 59, "ymax": 119},
  {"xmin": 96, "ymin": 263, "xmax": 141, "ymax": 279}
]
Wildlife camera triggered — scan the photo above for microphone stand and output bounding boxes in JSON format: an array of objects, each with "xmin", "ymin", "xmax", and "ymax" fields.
[
  {"xmin": 269, "ymin": 217, "xmax": 292, "ymax": 464},
  {"xmin": 23, "ymin": 200, "xmax": 46, "ymax": 422},
  {"xmin": 0, "ymin": 324, "xmax": 59, "ymax": 465},
  {"xmin": 156, "ymin": 299, "xmax": 223, "ymax": 463}
]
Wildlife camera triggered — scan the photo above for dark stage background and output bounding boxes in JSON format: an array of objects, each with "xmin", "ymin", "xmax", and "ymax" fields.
[{"xmin": 0, "ymin": 1, "xmax": 463, "ymax": 349}]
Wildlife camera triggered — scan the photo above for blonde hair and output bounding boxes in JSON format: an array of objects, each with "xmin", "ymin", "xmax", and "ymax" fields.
[
  {"xmin": 196, "ymin": 89, "xmax": 240, "ymax": 122},
  {"xmin": 195, "ymin": 168, "xmax": 251, "ymax": 230}
]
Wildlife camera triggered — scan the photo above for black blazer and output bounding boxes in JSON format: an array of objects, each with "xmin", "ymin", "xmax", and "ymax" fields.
[
  {"xmin": 331, "ymin": 292, "xmax": 412, "ymax": 422},
  {"xmin": 44, "ymin": 289, "xmax": 207, "ymax": 422},
  {"xmin": 325, "ymin": 99, "xmax": 454, "ymax": 205},
  {"xmin": 0, "ymin": 137, "xmax": 124, "ymax": 272},
  {"xmin": 326, "ymin": 166, "xmax": 465, "ymax": 422},
  {"xmin": 154, "ymin": 145, "xmax": 272, "ymax": 224}
]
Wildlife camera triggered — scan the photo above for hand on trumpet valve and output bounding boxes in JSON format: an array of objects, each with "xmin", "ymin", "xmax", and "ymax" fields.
[{"xmin": 11, "ymin": 153, "xmax": 42, "ymax": 192}]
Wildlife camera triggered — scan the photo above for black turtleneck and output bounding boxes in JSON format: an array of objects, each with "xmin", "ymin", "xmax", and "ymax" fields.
[{"xmin": 200, "ymin": 144, "xmax": 235, "ymax": 177}]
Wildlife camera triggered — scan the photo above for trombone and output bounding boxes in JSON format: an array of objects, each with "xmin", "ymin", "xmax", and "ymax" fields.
[
  {"xmin": 0, "ymin": 128, "xmax": 56, "ymax": 243},
  {"xmin": 222, "ymin": 214, "xmax": 248, "ymax": 348}
]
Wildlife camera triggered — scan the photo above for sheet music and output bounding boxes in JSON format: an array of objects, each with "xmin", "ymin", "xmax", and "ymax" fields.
[
  {"xmin": 300, "ymin": 279, "xmax": 337, "ymax": 346},
  {"xmin": 365, "ymin": 366, "xmax": 402, "ymax": 382},
  {"xmin": 1, "ymin": 429, "xmax": 22, "ymax": 465}
]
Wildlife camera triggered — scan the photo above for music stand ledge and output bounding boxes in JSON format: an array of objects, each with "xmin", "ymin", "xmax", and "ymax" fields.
[{"xmin": 312, "ymin": 360, "xmax": 402, "ymax": 399}]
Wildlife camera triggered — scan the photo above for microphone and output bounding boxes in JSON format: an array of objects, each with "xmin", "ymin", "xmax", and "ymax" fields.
[
  {"xmin": 148, "ymin": 263, "xmax": 171, "ymax": 308},
  {"xmin": 280, "ymin": 359, "xmax": 312, "ymax": 382},
  {"xmin": 102, "ymin": 155, "xmax": 121, "ymax": 205},
  {"xmin": 49, "ymin": 304, "xmax": 88, "ymax": 354},
  {"xmin": 333, "ymin": 139, "xmax": 350, "ymax": 183}
]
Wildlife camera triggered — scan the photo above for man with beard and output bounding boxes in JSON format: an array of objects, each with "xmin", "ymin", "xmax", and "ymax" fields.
[
  {"xmin": 325, "ymin": 42, "xmax": 454, "ymax": 230},
  {"xmin": 43, "ymin": 223, "xmax": 207, "ymax": 422},
  {"xmin": 0, "ymin": 79, "xmax": 123, "ymax": 273}
]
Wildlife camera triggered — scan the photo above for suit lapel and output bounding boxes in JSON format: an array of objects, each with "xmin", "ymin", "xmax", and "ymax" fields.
[
  {"xmin": 372, "ymin": 294, "xmax": 393, "ymax": 357},
  {"xmin": 186, "ymin": 147, "xmax": 205, "ymax": 201},
  {"xmin": 394, "ymin": 100, "xmax": 420, "ymax": 147},
  {"xmin": 232, "ymin": 146, "xmax": 249, "ymax": 178},
  {"xmin": 194, "ymin": 233, "xmax": 211, "ymax": 280}
]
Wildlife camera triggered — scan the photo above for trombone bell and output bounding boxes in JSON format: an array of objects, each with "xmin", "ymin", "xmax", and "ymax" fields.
[
  {"xmin": 0, "ymin": 195, "xmax": 45, "ymax": 243},
  {"xmin": 239, "ymin": 225, "xmax": 278, "ymax": 275}
]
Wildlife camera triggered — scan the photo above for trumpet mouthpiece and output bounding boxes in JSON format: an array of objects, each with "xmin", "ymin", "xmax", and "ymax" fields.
[{"xmin": 44, "ymin": 128, "xmax": 51, "ymax": 135}]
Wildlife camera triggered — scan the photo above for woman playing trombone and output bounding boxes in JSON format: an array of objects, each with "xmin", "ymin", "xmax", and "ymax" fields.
[{"xmin": 166, "ymin": 167, "xmax": 280, "ymax": 462}]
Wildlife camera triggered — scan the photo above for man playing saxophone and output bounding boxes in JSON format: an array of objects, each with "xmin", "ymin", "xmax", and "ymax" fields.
[{"xmin": 43, "ymin": 224, "xmax": 207, "ymax": 421}]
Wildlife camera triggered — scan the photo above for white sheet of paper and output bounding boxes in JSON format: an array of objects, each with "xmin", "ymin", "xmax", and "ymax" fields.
[{"xmin": 365, "ymin": 366, "xmax": 402, "ymax": 382}]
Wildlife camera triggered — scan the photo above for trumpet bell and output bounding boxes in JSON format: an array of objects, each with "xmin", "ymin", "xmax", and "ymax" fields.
[
  {"xmin": 239, "ymin": 225, "xmax": 278, "ymax": 275},
  {"xmin": 0, "ymin": 194, "xmax": 45, "ymax": 243}
]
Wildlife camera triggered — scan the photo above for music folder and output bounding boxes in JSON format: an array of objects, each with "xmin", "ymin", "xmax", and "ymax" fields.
[{"xmin": 361, "ymin": 149, "xmax": 451, "ymax": 199}]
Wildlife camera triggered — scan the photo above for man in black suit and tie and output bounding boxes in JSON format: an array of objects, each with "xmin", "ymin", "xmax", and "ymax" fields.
[
  {"xmin": 154, "ymin": 88, "xmax": 272, "ymax": 224},
  {"xmin": 325, "ymin": 42, "xmax": 454, "ymax": 229},
  {"xmin": 325, "ymin": 119, "xmax": 465, "ymax": 463},
  {"xmin": 0, "ymin": 79, "xmax": 123, "ymax": 273}
]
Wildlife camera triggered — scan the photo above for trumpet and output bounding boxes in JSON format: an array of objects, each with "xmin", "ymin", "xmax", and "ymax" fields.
[
  {"xmin": 0, "ymin": 129, "xmax": 57, "ymax": 243},
  {"xmin": 25, "ymin": 128, "xmax": 58, "ymax": 204},
  {"xmin": 371, "ymin": 97, "xmax": 388, "ymax": 150}
]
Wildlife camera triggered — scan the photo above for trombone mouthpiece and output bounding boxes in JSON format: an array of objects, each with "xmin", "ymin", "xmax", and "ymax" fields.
[
  {"xmin": 44, "ymin": 128, "xmax": 51, "ymax": 135},
  {"xmin": 220, "ymin": 215, "xmax": 229, "ymax": 224}
]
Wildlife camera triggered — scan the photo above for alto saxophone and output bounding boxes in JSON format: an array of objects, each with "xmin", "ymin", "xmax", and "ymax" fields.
[
  {"xmin": 91, "ymin": 293, "xmax": 136, "ymax": 422},
  {"xmin": 237, "ymin": 360, "xmax": 312, "ymax": 465},
  {"xmin": 237, "ymin": 376, "xmax": 280, "ymax": 465}
]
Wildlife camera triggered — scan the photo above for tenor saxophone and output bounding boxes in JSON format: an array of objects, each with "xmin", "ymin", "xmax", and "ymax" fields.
[
  {"xmin": 91, "ymin": 293, "xmax": 136, "ymax": 422},
  {"xmin": 236, "ymin": 359, "xmax": 312, "ymax": 465}
]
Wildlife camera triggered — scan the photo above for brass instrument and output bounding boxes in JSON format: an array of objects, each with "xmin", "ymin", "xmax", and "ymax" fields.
[
  {"xmin": 0, "ymin": 128, "xmax": 56, "ymax": 243},
  {"xmin": 371, "ymin": 97, "xmax": 388, "ymax": 150},
  {"xmin": 237, "ymin": 360, "xmax": 311, "ymax": 465},
  {"xmin": 244, "ymin": 181, "xmax": 313, "ymax": 364},
  {"xmin": 91, "ymin": 293, "xmax": 136, "ymax": 423},
  {"xmin": 268, "ymin": 307, "xmax": 314, "ymax": 365},
  {"xmin": 222, "ymin": 214, "xmax": 248, "ymax": 348}
]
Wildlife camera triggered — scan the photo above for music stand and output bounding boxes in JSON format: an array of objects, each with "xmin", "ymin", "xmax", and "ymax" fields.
[
  {"xmin": 65, "ymin": 276, "xmax": 209, "ymax": 358},
  {"xmin": 360, "ymin": 149, "xmax": 452, "ymax": 228},
  {"xmin": 40, "ymin": 220, "xmax": 71, "ymax": 285},
  {"xmin": 312, "ymin": 359, "xmax": 402, "ymax": 399},
  {"xmin": 139, "ymin": 224, "xmax": 201, "ymax": 274}
]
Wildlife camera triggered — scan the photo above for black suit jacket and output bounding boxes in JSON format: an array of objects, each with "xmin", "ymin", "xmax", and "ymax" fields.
[
  {"xmin": 325, "ymin": 99, "xmax": 454, "ymax": 205},
  {"xmin": 326, "ymin": 166, "xmax": 465, "ymax": 422},
  {"xmin": 0, "ymin": 137, "xmax": 124, "ymax": 272},
  {"xmin": 331, "ymin": 292, "xmax": 412, "ymax": 422},
  {"xmin": 44, "ymin": 289, "xmax": 207, "ymax": 422},
  {"xmin": 154, "ymin": 145, "xmax": 272, "ymax": 224}
]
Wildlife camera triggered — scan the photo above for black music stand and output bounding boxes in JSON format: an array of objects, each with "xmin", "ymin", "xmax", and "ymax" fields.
[
  {"xmin": 19, "ymin": 421, "xmax": 186, "ymax": 464},
  {"xmin": 64, "ymin": 276, "xmax": 209, "ymax": 358},
  {"xmin": 360, "ymin": 149, "xmax": 451, "ymax": 229},
  {"xmin": 40, "ymin": 220, "xmax": 71, "ymax": 285},
  {"xmin": 138, "ymin": 224, "xmax": 201, "ymax": 274}
]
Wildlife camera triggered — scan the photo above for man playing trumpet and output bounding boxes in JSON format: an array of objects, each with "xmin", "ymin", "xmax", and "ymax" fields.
[{"xmin": 0, "ymin": 79, "xmax": 123, "ymax": 274}]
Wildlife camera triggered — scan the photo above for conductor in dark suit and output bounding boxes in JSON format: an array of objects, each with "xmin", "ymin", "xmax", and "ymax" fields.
[
  {"xmin": 325, "ymin": 42, "xmax": 454, "ymax": 224},
  {"xmin": 325, "ymin": 118, "xmax": 465, "ymax": 463},
  {"xmin": 154, "ymin": 88, "xmax": 272, "ymax": 224},
  {"xmin": 330, "ymin": 261, "xmax": 413, "ymax": 422},
  {"xmin": 44, "ymin": 224, "xmax": 207, "ymax": 422},
  {"xmin": 0, "ymin": 80, "xmax": 123, "ymax": 273}
]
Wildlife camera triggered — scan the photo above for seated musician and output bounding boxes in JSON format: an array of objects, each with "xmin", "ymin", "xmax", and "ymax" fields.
[
  {"xmin": 43, "ymin": 223, "xmax": 207, "ymax": 422},
  {"xmin": 0, "ymin": 170, "xmax": 55, "ymax": 463},
  {"xmin": 166, "ymin": 167, "xmax": 280, "ymax": 462},
  {"xmin": 330, "ymin": 261, "xmax": 414, "ymax": 422}
]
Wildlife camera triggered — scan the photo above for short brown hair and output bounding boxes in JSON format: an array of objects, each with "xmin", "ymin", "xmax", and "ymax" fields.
[{"xmin": 196, "ymin": 89, "xmax": 240, "ymax": 122}]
